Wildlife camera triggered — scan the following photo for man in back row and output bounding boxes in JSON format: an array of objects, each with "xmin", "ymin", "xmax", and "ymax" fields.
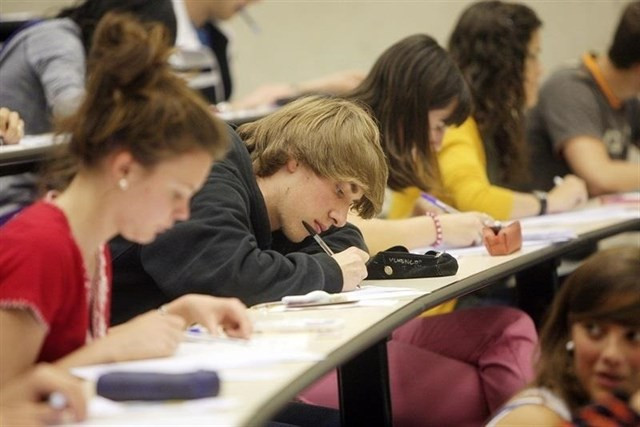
[
  {"xmin": 527, "ymin": 0, "xmax": 640, "ymax": 195},
  {"xmin": 109, "ymin": 95, "xmax": 388, "ymax": 324}
]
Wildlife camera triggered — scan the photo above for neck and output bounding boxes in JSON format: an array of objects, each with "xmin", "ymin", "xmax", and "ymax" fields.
[
  {"xmin": 597, "ymin": 55, "xmax": 640, "ymax": 101},
  {"xmin": 184, "ymin": 0, "xmax": 211, "ymax": 28},
  {"xmin": 256, "ymin": 176, "xmax": 280, "ymax": 232},
  {"xmin": 53, "ymin": 172, "xmax": 118, "ymax": 259}
]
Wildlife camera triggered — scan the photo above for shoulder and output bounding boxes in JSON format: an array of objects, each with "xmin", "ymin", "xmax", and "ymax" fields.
[
  {"xmin": 23, "ymin": 19, "xmax": 83, "ymax": 59},
  {"xmin": 539, "ymin": 62, "xmax": 596, "ymax": 102},
  {"xmin": 488, "ymin": 387, "xmax": 571, "ymax": 426},
  {"xmin": 1, "ymin": 202, "xmax": 77, "ymax": 262},
  {"xmin": 444, "ymin": 117, "xmax": 480, "ymax": 142}
]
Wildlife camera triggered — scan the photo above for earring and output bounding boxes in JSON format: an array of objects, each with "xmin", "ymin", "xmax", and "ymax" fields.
[
  {"xmin": 118, "ymin": 177, "xmax": 129, "ymax": 191},
  {"xmin": 565, "ymin": 340, "xmax": 575, "ymax": 352}
]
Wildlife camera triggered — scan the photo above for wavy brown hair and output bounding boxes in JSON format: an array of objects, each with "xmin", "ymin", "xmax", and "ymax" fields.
[
  {"xmin": 449, "ymin": 1, "xmax": 541, "ymax": 185},
  {"xmin": 534, "ymin": 247, "xmax": 640, "ymax": 414},
  {"xmin": 347, "ymin": 34, "xmax": 471, "ymax": 193}
]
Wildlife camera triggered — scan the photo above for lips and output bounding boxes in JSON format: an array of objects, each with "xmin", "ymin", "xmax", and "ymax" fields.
[
  {"xmin": 594, "ymin": 372, "xmax": 624, "ymax": 390},
  {"xmin": 314, "ymin": 221, "xmax": 325, "ymax": 234}
]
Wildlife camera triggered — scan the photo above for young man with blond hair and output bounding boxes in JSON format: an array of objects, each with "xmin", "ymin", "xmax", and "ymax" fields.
[{"xmin": 110, "ymin": 95, "xmax": 388, "ymax": 323}]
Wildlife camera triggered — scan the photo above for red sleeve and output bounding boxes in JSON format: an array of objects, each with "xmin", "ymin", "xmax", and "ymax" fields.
[{"xmin": 0, "ymin": 207, "xmax": 80, "ymax": 329}]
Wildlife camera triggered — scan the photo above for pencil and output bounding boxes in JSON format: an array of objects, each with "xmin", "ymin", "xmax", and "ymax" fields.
[{"xmin": 302, "ymin": 221, "xmax": 334, "ymax": 256}]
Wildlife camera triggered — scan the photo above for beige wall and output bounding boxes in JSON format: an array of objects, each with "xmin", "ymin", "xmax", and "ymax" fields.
[{"xmin": 1, "ymin": 0, "xmax": 629, "ymax": 99}]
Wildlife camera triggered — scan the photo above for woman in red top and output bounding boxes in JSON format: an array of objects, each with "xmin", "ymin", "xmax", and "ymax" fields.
[{"xmin": 0, "ymin": 13, "xmax": 252, "ymax": 387}]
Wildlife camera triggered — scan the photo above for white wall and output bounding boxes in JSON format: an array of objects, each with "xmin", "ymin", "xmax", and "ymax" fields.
[{"xmin": 1, "ymin": 0, "xmax": 629, "ymax": 99}]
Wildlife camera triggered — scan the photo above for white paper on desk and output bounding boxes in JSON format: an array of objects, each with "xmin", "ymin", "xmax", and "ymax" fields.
[
  {"xmin": 80, "ymin": 396, "xmax": 237, "ymax": 425},
  {"xmin": 521, "ymin": 228, "xmax": 577, "ymax": 242},
  {"xmin": 520, "ymin": 206, "xmax": 639, "ymax": 227},
  {"xmin": 72, "ymin": 341, "xmax": 323, "ymax": 382},
  {"xmin": 347, "ymin": 285, "xmax": 429, "ymax": 300}
]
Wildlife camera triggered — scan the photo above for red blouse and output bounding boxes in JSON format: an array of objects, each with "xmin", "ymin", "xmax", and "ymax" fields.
[{"xmin": 0, "ymin": 201, "xmax": 111, "ymax": 362}]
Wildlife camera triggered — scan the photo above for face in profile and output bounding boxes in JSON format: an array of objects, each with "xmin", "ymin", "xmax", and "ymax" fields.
[
  {"xmin": 272, "ymin": 160, "xmax": 364, "ymax": 242},
  {"xmin": 116, "ymin": 150, "xmax": 213, "ymax": 244},
  {"xmin": 427, "ymin": 100, "xmax": 458, "ymax": 151},
  {"xmin": 571, "ymin": 319, "xmax": 640, "ymax": 402}
]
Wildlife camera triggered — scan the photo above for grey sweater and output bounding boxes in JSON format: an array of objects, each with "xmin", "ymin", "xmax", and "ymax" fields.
[{"xmin": 0, "ymin": 18, "xmax": 85, "ymax": 134}]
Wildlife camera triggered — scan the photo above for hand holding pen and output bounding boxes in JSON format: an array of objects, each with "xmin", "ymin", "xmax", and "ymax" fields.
[{"xmin": 302, "ymin": 221, "xmax": 368, "ymax": 291}]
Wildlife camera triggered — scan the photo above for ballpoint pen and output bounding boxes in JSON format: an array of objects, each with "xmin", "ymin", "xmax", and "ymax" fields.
[
  {"xmin": 302, "ymin": 221, "xmax": 334, "ymax": 255},
  {"xmin": 421, "ymin": 193, "xmax": 459, "ymax": 214}
]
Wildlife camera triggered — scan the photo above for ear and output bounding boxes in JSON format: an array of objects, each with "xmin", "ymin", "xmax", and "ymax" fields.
[
  {"xmin": 108, "ymin": 150, "xmax": 136, "ymax": 182},
  {"xmin": 285, "ymin": 158, "xmax": 299, "ymax": 173}
]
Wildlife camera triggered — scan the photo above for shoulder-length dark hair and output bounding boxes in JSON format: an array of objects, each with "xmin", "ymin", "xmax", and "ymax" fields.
[
  {"xmin": 347, "ymin": 34, "xmax": 471, "ymax": 193},
  {"xmin": 534, "ymin": 246, "xmax": 640, "ymax": 414},
  {"xmin": 449, "ymin": 0, "xmax": 541, "ymax": 185},
  {"xmin": 57, "ymin": 0, "xmax": 176, "ymax": 51}
]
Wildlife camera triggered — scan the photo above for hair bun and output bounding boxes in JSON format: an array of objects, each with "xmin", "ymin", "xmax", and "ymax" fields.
[{"xmin": 88, "ymin": 12, "xmax": 172, "ymax": 91}]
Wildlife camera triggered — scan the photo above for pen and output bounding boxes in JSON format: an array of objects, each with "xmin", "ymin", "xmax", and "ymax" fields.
[
  {"xmin": 421, "ymin": 193, "xmax": 459, "ymax": 214},
  {"xmin": 48, "ymin": 391, "xmax": 67, "ymax": 410},
  {"xmin": 302, "ymin": 221, "xmax": 334, "ymax": 256},
  {"xmin": 239, "ymin": 9, "xmax": 261, "ymax": 34}
]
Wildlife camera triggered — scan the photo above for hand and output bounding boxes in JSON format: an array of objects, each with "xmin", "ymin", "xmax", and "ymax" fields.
[
  {"xmin": 439, "ymin": 212, "xmax": 491, "ymax": 247},
  {"xmin": 332, "ymin": 246, "xmax": 369, "ymax": 291},
  {"xmin": 166, "ymin": 295, "xmax": 252, "ymax": 339},
  {"xmin": 0, "ymin": 364, "xmax": 87, "ymax": 426},
  {"xmin": 548, "ymin": 174, "xmax": 588, "ymax": 213},
  {"xmin": 105, "ymin": 310, "xmax": 185, "ymax": 362},
  {"xmin": 0, "ymin": 107, "xmax": 24, "ymax": 145}
]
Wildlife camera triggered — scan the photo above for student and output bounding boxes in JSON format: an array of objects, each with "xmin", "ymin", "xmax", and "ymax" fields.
[
  {"xmin": 487, "ymin": 246, "xmax": 640, "ymax": 426},
  {"xmin": 299, "ymin": 34, "xmax": 538, "ymax": 427},
  {"xmin": 0, "ymin": 14, "xmax": 251, "ymax": 385},
  {"xmin": 0, "ymin": 364, "xmax": 87, "ymax": 426},
  {"xmin": 527, "ymin": 1, "xmax": 640, "ymax": 196},
  {"xmin": 422, "ymin": 0, "xmax": 588, "ymax": 221},
  {"xmin": 110, "ymin": 95, "xmax": 387, "ymax": 323},
  {"xmin": 343, "ymin": 34, "xmax": 491, "ymax": 254},
  {"xmin": 172, "ymin": 0, "xmax": 364, "ymax": 108},
  {"xmin": 0, "ymin": 0, "xmax": 176, "ymax": 135}
]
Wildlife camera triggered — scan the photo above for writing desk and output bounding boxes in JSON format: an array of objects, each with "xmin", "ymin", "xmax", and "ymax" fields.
[{"xmin": 74, "ymin": 204, "xmax": 638, "ymax": 426}]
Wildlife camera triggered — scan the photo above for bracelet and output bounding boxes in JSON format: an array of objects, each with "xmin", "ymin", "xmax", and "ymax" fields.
[{"xmin": 425, "ymin": 211, "xmax": 443, "ymax": 247}]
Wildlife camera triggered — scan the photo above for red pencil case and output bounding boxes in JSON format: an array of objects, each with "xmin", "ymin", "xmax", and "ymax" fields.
[{"xmin": 482, "ymin": 221, "xmax": 522, "ymax": 256}]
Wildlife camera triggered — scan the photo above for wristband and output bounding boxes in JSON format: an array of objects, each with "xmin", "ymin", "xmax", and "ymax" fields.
[
  {"xmin": 426, "ymin": 211, "xmax": 443, "ymax": 247},
  {"xmin": 533, "ymin": 190, "xmax": 548, "ymax": 216}
]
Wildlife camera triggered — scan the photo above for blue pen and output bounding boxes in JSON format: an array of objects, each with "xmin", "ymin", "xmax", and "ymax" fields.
[{"xmin": 421, "ymin": 193, "xmax": 459, "ymax": 214}]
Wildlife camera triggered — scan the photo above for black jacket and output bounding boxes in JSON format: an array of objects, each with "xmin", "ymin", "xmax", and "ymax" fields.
[{"xmin": 110, "ymin": 127, "xmax": 367, "ymax": 325}]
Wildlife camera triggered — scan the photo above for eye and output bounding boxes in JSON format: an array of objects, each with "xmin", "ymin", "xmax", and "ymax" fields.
[
  {"xmin": 627, "ymin": 329, "xmax": 640, "ymax": 344},
  {"xmin": 336, "ymin": 184, "xmax": 345, "ymax": 198},
  {"xmin": 583, "ymin": 322, "xmax": 604, "ymax": 338}
]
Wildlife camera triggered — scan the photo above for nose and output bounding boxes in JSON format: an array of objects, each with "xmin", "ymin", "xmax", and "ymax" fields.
[
  {"xmin": 329, "ymin": 205, "xmax": 349, "ymax": 228},
  {"xmin": 600, "ymin": 334, "xmax": 624, "ymax": 366}
]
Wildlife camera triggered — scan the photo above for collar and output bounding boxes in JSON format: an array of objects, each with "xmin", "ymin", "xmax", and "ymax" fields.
[{"xmin": 582, "ymin": 53, "xmax": 622, "ymax": 110}]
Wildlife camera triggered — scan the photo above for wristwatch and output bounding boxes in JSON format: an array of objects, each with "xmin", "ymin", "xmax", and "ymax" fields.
[{"xmin": 533, "ymin": 191, "xmax": 548, "ymax": 216}]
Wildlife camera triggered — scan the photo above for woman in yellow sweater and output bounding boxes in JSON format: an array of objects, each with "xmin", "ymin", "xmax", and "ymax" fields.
[{"xmin": 401, "ymin": 1, "xmax": 588, "ymax": 221}]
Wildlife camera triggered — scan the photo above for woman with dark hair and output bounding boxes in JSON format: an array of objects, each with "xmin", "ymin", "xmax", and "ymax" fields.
[
  {"xmin": 488, "ymin": 246, "xmax": 640, "ymax": 425},
  {"xmin": 344, "ymin": 34, "xmax": 491, "ymax": 254},
  {"xmin": 299, "ymin": 34, "xmax": 538, "ymax": 427},
  {"xmin": 0, "ymin": 0, "xmax": 176, "ymax": 135},
  {"xmin": 399, "ymin": 0, "xmax": 588, "ymax": 221},
  {"xmin": 0, "ymin": 13, "xmax": 251, "ymax": 385}
]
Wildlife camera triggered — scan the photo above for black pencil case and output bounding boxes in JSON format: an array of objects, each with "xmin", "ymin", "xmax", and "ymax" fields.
[
  {"xmin": 97, "ymin": 370, "xmax": 220, "ymax": 401},
  {"xmin": 366, "ymin": 246, "xmax": 458, "ymax": 279}
]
